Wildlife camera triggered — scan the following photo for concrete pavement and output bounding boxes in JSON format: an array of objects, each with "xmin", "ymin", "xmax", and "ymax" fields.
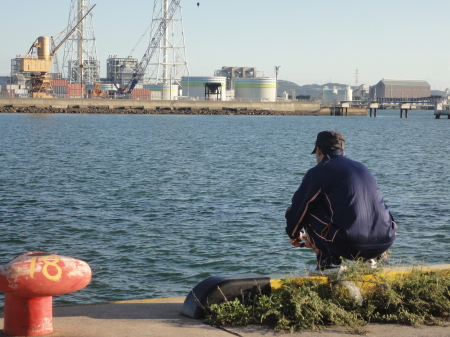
[{"xmin": 1, "ymin": 297, "xmax": 450, "ymax": 337}]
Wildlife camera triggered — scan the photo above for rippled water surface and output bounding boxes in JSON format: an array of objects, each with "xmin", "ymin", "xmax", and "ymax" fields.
[{"xmin": 0, "ymin": 111, "xmax": 449, "ymax": 307}]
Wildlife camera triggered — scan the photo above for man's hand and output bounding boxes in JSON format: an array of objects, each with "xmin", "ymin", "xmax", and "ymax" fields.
[
  {"xmin": 290, "ymin": 237, "xmax": 302, "ymax": 247},
  {"xmin": 290, "ymin": 231, "xmax": 316, "ymax": 250},
  {"xmin": 290, "ymin": 231, "xmax": 304, "ymax": 247},
  {"xmin": 301, "ymin": 233, "xmax": 319, "ymax": 255}
]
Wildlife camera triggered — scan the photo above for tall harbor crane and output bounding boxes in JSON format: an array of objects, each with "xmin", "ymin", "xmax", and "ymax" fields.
[
  {"xmin": 19, "ymin": 5, "xmax": 96, "ymax": 98},
  {"xmin": 117, "ymin": 0, "xmax": 181, "ymax": 95}
]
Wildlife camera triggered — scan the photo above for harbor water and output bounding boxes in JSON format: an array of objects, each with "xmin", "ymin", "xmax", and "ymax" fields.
[{"xmin": 0, "ymin": 111, "xmax": 449, "ymax": 308}]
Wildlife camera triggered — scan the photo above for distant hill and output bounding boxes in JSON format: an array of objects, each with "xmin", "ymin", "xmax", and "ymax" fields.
[{"xmin": 277, "ymin": 80, "xmax": 349, "ymax": 97}]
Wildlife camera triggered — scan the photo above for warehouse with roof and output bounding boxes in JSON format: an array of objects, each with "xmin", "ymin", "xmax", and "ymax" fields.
[{"xmin": 369, "ymin": 79, "xmax": 430, "ymax": 99}]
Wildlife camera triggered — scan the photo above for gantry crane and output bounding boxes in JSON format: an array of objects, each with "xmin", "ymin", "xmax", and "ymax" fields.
[
  {"xmin": 116, "ymin": 0, "xmax": 181, "ymax": 96},
  {"xmin": 19, "ymin": 5, "xmax": 96, "ymax": 98}
]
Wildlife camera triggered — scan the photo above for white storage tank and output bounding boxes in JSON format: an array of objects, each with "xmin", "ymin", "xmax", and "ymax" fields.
[
  {"xmin": 323, "ymin": 86, "xmax": 337, "ymax": 103},
  {"xmin": 143, "ymin": 84, "xmax": 179, "ymax": 100},
  {"xmin": 337, "ymin": 86, "xmax": 353, "ymax": 102},
  {"xmin": 234, "ymin": 78, "xmax": 276, "ymax": 102},
  {"xmin": 181, "ymin": 76, "xmax": 227, "ymax": 101}
]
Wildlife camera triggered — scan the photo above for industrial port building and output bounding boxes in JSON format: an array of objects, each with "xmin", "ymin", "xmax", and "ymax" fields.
[{"xmin": 369, "ymin": 79, "xmax": 430, "ymax": 99}]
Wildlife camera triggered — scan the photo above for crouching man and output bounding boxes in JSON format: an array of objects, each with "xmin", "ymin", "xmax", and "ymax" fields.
[{"xmin": 285, "ymin": 131, "xmax": 396, "ymax": 273}]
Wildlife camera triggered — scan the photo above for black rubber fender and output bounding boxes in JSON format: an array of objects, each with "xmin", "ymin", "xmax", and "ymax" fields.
[{"xmin": 180, "ymin": 273, "xmax": 271, "ymax": 318}]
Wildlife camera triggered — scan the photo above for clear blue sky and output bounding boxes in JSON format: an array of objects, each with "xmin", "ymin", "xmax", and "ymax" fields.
[{"xmin": 1, "ymin": 0, "xmax": 449, "ymax": 89}]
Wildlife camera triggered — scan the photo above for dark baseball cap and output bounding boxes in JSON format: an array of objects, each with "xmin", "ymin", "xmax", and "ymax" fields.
[{"xmin": 311, "ymin": 130, "xmax": 345, "ymax": 154}]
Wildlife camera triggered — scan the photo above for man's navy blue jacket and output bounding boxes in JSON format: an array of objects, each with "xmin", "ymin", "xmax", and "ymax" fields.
[{"xmin": 285, "ymin": 151, "xmax": 396, "ymax": 251}]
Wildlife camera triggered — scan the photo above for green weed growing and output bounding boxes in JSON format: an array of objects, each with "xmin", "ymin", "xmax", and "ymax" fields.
[{"xmin": 204, "ymin": 260, "xmax": 450, "ymax": 334}]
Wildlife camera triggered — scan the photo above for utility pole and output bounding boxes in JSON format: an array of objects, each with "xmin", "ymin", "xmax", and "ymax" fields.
[{"xmin": 275, "ymin": 66, "xmax": 280, "ymax": 99}]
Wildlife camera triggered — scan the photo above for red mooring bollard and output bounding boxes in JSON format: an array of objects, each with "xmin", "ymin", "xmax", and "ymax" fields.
[{"xmin": 0, "ymin": 252, "xmax": 92, "ymax": 336}]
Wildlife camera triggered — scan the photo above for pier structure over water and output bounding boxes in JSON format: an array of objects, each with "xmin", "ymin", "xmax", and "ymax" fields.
[
  {"xmin": 368, "ymin": 103, "xmax": 378, "ymax": 117},
  {"xmin": 434, "ymin": 89, "xmax": 450, "ymax": 119},
  {"xmin": 434, "ymin": 110, "xmax": 450, "ymax": 119},
  {"xmin": 337, "ymin": 93, "xmax": 450, "ymax": 118}
]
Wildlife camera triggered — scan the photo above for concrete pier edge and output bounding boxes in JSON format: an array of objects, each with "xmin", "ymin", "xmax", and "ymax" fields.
[
  {"xmin": 2, "ymin": 264, "xmax": 449, "ymax": 336},
  {"xmin": 0, "ymin": 97, "xmax": 368, "ymax": 116}
]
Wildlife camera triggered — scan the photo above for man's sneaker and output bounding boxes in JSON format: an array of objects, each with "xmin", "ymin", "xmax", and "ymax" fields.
[
  {"xmin": 308, "ymin": 264, "xmax": 347, "ymax": 276},
  {"xmin": 365, "ymin": 259, "xmax": 377, "ymax": 269},
  {"xmin": 377, "ymin": 253, "xmax": 390, "ymax": 265}
]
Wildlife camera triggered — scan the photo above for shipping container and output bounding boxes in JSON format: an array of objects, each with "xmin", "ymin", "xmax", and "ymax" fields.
[
  {"xmin": 53, "ymin": 85, "xmax": 67, "ymax": 98},
  {"xmin": 131, "ymin": 88, "xmax": 151, "ymax": 101},
  {"xmin": 67, "ymin": 84, "xmax": 86, "ymax": 98},
  {"xmin": 52, "ymin": 85, "xmax": 67, "ymax": 94},
  {"xmin": 51, "ymin": 79, "xmax": 68, "ymax": 87},
  {"xmin": 1, "ymin": 85, "xmax": 19, "ymax": 91},
  {"xmin": 0, "ymin": 91, "xmax": 16, "ymax": 97},
  {"xmin": 131, "ymin": 89, "xmax": 151, "ymax": 95}
]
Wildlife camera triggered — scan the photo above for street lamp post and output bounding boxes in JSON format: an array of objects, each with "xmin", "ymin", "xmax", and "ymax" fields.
[{"xmin": 275, "ymin": 66, "xmax": 280, "ymax": 101}]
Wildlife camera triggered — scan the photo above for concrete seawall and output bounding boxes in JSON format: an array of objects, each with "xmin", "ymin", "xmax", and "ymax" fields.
[{"xmin": 0, "ymin": 98, "xmax": 367, "ymax": 116}]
